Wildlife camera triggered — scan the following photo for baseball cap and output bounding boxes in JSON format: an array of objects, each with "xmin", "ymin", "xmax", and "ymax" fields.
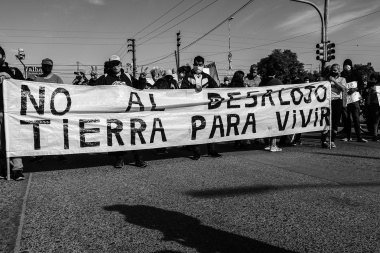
[
  {"xmin": 109, "ymin": 55, "xmax": 121, "ymax": 62},
  {"xmin": 42, "ymin": 58, "xmax": 53, "ymax": 65},
  {"xmin": 165, "ymin": 69, "xmax": 173, "ymax": 77}
]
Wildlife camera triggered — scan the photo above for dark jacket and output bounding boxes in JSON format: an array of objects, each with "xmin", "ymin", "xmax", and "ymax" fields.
[
  {"xmin": 96, "ymin": 69, "xmax": 146, "ymax": 89},
  {"xmin": 0, "ymin": 62, "xmax": 24, "ymax": 111},
  {"xmin": 152, "ymin": 75, "xmax": 178, "ymax": 89},
  {"xmin": 180, "ymin": 70, "xmax": 219, "ymax": 89},
  {"xmin": 229, "ymin": 79, "xmax": 245, "ymax": 88},
  {"xmin": 341, "ymin": 59, "xmax": 364, "ymax": 92},
  {"xmin": 259, "ymin": 77, "xmax": 283, "ymax": 87}
]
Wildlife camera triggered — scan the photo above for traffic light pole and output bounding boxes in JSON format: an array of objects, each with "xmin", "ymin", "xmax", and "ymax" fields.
[{"xmin": 290, "ymin": 0, "xmax": 327, "ymax": 70}]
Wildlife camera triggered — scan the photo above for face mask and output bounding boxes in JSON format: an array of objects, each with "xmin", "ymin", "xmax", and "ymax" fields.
[
  {"xmin": 194, "ymin": 66, "xmax": 203, "ymax": 74},
  {"xmin": 331, "ymin": 72, "xmax": 339, "ymax": 77}
]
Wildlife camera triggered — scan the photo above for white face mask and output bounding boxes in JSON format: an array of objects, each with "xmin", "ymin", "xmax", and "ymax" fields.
[
  {"xmin": 344, "ymin": 65, "xmax": 351, "ymax": 71},
  {"xmin": 194, "ymin": 66, "xmax": 203, "ymax": 74}
]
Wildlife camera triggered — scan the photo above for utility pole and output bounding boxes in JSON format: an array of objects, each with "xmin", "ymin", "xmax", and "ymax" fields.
[
  {"xmin": 127, "ymin": 39, "xmax": 136, "ymax": 78},
  {"xmin": 77, "ymin": 61, "xmax": 79, "ymax": 72},
  {"xmin": 176, "ymin": 31, "xmax": 181, "ymax": 70},
  {"xmin": 174, "ymin": 50, "xmax": 178, "ymax": 70}
]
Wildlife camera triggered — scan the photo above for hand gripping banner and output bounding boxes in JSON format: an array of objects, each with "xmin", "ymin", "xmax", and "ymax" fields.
[{"xmin": 3, "ymin": 80, "xmax": 331, "ymax": 157}]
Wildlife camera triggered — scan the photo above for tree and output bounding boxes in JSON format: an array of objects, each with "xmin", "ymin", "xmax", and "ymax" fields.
[
  {"xmin": 354, "ymin": 62, "xmax": 375, "ymax": 81},
  {"xmin": 257, "ymin": 49, "xmax": 304, "ymax": 83}
]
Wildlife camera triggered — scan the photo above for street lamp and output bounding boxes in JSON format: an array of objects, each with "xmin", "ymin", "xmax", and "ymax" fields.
[{"xmin": 226, "ymin": 17, "xmax": 234, "ymax": 79}]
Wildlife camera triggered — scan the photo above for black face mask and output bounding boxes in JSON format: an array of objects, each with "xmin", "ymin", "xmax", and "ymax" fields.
[{"xmin": 330, "ymin": 72, "xmax": 339, "ymax": 77}]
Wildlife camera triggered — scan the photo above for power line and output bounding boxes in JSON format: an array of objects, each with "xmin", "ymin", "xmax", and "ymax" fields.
[
  {"xmin": 115, "ymin": 0, "xmax": 186, "ymax": 56},
  {"xmin": 132, "ymin": 0, "xmax": 185, "ymax": 39},
  {"xmin": 141, "ymin": 0, "xmax": 254, "ymax": 66},
  {"xmin": 181, "ymin": 9, "xmax": 380, "ymax": 59},
  {"xmin": 121, "ymin": 0, "xmax": 219, "ymax": 61},
  {"xmin": 136, "ymin": 0, "xmax": 204, "ymax": 43}
]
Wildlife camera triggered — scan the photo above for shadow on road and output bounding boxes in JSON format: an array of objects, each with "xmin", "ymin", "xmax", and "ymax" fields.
[
  {"xmin": 316, "ymin": 152, "xmax": 380, "ymax": 160},
  {"xmin": 185, "ymin": 182, "xmax": 380, "ymax": 198},
  {"xmin": 103, "ymin": 204, "xmax": 294, "ymax": 253}
]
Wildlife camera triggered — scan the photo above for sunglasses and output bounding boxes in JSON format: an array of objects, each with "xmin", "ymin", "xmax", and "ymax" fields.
[
  {"xmin": 193, "ymin": 63, "xmax": 204, "ymax": 67},
  {"xmin": 109, "ymin": 61, "xmax": 121, "ymax": 67}
]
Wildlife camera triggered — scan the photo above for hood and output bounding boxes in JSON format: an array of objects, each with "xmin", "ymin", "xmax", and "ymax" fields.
[{"xmin": 343, "ymin": 59, "xmax": 353, "ymax": 68}]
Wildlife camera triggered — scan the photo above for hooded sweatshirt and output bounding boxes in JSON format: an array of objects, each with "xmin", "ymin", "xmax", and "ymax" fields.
[{"xmin": 341, "ymin": 59, "xmax": 364, "ymax": 92}]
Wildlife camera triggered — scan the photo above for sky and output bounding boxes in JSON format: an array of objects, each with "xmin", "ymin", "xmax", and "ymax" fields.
[{"xmin": 1, "ymin": 0, "xmax": 380, "ymax": 83}]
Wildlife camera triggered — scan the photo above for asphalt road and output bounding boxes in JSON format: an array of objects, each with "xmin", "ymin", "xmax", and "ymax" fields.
[{"xmin": 1, "ymin": 132, "xmax": 380, "ymax": 253}]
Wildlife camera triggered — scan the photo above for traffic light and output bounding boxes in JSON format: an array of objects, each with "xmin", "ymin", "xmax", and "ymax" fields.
[
  {"xmin": 316, "ymin": 43, "xmax": 324, "ymax": 61},
  {"xmin": 176, "ymin": 31, "xmax": 181, "ymax": 48},
  {"xmin": 326, "ymin": 42, "xmax": 336, "ymax": 62},
  {"xmin": 127, "ymin": 39, "xmax": 135, "ymax": 53}
]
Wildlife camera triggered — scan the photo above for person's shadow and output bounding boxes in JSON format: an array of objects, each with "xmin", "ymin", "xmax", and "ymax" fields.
[{"xmin": 103, "ymin": 205, "xmax": 295, "ymax": 253}]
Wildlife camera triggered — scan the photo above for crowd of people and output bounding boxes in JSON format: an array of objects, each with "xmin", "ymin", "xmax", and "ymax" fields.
[{"xmin": 0, "ymin": 45, "xmax": 379, "ymax": 181}]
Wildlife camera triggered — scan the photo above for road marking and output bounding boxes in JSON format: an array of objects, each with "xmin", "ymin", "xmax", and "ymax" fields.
[{"xmin": 14, "ymin": 173, "xmax": 32, "ymax": 253}]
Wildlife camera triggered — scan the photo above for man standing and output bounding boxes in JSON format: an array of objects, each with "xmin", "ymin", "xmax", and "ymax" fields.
[
  {"xmin": 96, "ymin": 55, "xmax": 147, "ymax": 168},
  {"xmin": 340, "ymin": 59, "xmax": 367, "ymax": 143},
  {"xmin": 181, "ymin": 55, "xmax": 222, "ymax": 160},
  {"xmin": 0, "ymin": 46, "xmax": 25, "ymax": 180},
  {"xmin": 244, "ymin": 64, "xmax": 261, "ymax": 87},
  {"xmin": 32, "ymin": 58, "xmax": 68, "ymax": 162}
]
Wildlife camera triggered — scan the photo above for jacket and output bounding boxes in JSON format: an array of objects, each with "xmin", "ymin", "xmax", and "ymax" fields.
[
  {"xmin": 180, "ymin": 70, "xmax": 219, "ymax": 89},
  {"xmin": 96, "ymin": 69, "xmax": 146, "ymax": 89}
]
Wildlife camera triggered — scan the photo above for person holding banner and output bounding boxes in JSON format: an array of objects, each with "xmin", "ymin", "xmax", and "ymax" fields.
[
  {"xmin": 181, "ymin": 55, "xmax": 221, "ymax": 160},
  {"xmin": 31, "ymin": 58, "xmax": 69, "ymax": 163},
  {"xmin": 0, "ymin": 46, "xmax": 25, "ymax": 180},
  {"xmin": 96, "ymin": 55, "xmax": 147, "ymax": 168},
  {"xmin": 259, "ymin": 67, "xmax": 283, "ymax": 152},
  {"xmin": 321, "ymin": 64, "xmax": 347, "ymax": 148}
]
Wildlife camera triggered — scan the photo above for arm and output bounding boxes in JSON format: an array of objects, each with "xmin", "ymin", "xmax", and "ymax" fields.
[{"xmin": 329, "ymin": 76, "xmax": 346, "ymax": 91}]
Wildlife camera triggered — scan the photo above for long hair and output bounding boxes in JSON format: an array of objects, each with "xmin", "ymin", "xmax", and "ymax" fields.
[{"xmin": 229, "ymin": 70, "xmax": 245, "ymax": 87}]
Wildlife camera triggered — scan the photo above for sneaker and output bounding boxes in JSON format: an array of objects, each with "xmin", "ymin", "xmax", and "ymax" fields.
[
  {"xmin": 341, "ymin": 138, "xmax": 352, "ymax": 142},
  {"xmin": 331, "ymin": 142, "xmax": 336, "ymax": 148},
  {"xmin": 135, "ymin": 160, "xmax": 147, "ymax": 168},
  {"xmin": 114, "ymin": 157, "xmax": 124, "ymax": 168},
  {"xmin": 0, "ymin": 173, "xmax": 6, "ymax": 180},
  {"xmin": 321, "ymin": 141, "xmax": 329, "ymax": 148},
  {"xmin": 372, "ymin": 137, "xmax": 380, "ymax": 142},
  {"xmin": 192, "ymin": 153, "xmax": 201, "ymax": 160},
  {"xmin": 290, "ymin": 140, "xmax": 302, "ymax": 146},
  {"xmin": 13, "ymin": 170, "xmax": 25, "ymax": 181},
  {"xmin": 31, "ymin": 156, "xmax": 44, "ymax": 163},
  {"xmin": 264, "ymin": 146, "xmax": 271, "ymax": 151},
  {"xmin": 208, "ymin": 152, "xmax": 222, "ymax": 158},
  {"xmin": 270, "ymin": 146, "xmax": 282, "ymax": 152},
  {"xmin": 58, "ymin": 155, "xmax": 68, "ymax": 162},
  {"xmin": 357, "ymin": 138, "xmax": 368, "ymax": 143}
]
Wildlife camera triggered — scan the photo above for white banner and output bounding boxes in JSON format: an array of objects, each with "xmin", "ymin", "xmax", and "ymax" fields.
[{"xmin": 3, "ymin": 80, "xmax": 331, "ymax": 157}]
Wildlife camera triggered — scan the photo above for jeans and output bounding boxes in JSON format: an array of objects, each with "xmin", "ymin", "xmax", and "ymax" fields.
[
  {"xmin": 322, "ymin": 99, "xmax": 343, "ymax": 143},
  {"xmin": 369, "ymin": 103, "xmax": 380, "ymax": 137},
  {"xmin": 193, "ymin": 143, "xmax": 216, "ymax": 156},
  {"xmin": 0, "ymin": 112, "xmax": 23, "ymax": 171},
  {"xmin": 111, "ymin": 150, "xmax": 142, "ymax": 162},
  {"xmin": 344, "ymin": 101, "xmax": 362, "ymax": 139}
]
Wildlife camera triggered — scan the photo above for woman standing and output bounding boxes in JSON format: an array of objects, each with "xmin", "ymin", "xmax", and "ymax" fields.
[{"xmin": 321, "ymin": 64, "xmax": 347, "ymax": 148}]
